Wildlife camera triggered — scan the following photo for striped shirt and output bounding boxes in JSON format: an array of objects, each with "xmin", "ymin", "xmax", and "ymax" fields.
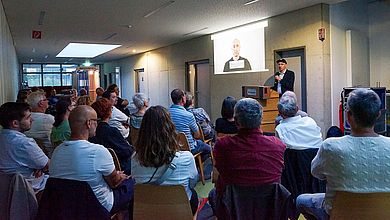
[{"xmin": 169, "ymin": 104, "xmax": 199, "ymax": 150}]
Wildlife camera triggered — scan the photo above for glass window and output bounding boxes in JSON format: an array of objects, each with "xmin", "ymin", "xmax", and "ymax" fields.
[
  {"xmin": 43, "ymin": 74, "xmax": 61, "ymax": 86},
  {"xmin": 62, "ymin": 73, "xmax": 72, "ymax": 86},
  {"xmin": 23, "ymin": 64, "xmax": 41, "ymax": 73},
  {"xmin": 62, "ymin": 64, "xmax": 78, "ymax": 73},
  {"xmin": 23, "ymin": 74, "xmax": 42, "ymax": 87},
  {"xmin": 43, "ymin": 64, "xmax": 61, "ymax": 72}
]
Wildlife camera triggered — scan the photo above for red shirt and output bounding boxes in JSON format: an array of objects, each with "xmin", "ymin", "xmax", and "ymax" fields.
[{"xmin": 214, "ymin": 128, "xmax": 286, "ymax": 193}]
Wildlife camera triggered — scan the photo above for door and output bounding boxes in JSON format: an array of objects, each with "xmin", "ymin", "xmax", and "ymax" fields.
[
  {"xmin": 275, "ymin": 48, "xmax": 307, "ymax": 112},
  {"xmin": 134, "ymin": 68, "xmax": 145, "ymax": 94},
  {"xmin": 186, "ymin": 60, "xmax": 211, "ymax": 115}
]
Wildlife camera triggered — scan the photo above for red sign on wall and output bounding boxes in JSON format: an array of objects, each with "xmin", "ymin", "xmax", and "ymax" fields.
[{"xmin": 32, "ymin": 30, "xmax": 42, "ymax": 39}]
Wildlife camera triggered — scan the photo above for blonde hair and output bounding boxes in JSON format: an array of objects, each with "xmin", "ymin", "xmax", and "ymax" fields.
[{"xmin": 77, "ymin": 95, "xmax": 92, "ymax": 106}]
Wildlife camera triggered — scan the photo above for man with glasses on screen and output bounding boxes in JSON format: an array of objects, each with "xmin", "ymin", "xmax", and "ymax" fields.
[{"xmin": 223, "ymin": 38, "xmax": 252, "ymax": 72}]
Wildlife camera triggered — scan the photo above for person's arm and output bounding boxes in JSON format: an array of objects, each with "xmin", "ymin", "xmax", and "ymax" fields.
[
  {"xmin": 104, "ymin": 170, "xmax": 129, "ymax": 188},
  {"xmin": 189, "ymin": 114, "xmax": 201, "ymax": 139},
  {"xmin": 311, "ymin": 142, "xmax": 328, "ymax": 180}
]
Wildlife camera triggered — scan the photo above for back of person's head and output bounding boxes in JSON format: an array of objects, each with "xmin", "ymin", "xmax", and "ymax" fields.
[
  {"xmin": 136, "ymin": 105, "xmax": 179, "ymax": 167},
  {"xmin": 91, "ymin": 98, "xmax": 112, "ymax": 121},
  {"xmin": 184, "ymin": 93, "xmax": 193, "ymax": 109},
  {"xmin": 69, "ymin": 105, "xmax": 97, "ymax": 138},
  {"xmin": 132, "ymin": 93, "xmax": 148, "ymax": 110},
  {"xmin": 107, "ymin": 84, "xmax": 118, "ymax": 92},
  {"xmin": 27, "ymin": 91, "xmax": 46, "ymax": 109},
  {"xmin": 79, "ymin": 88, "xmax": 87, "ymax": 96},
  {"xmin": 0, "ymin": 102, "xmax": 31, "ymax": 128},
  {"xmin": 16, "ymin": 89, "xmax": 30, "ymax": 103},
  {"xmin": 76, "ymin": 95, "xmax": 92, "ymax": 106},
  {"xmin": 102, "ymin": 90, "xmax": 114, "ymax": 99},
  {"xmin": 347, "ymin": 88, "xmax": 381, "ymax": 128},
  {"xmin": 170, "ymin": 89, "xmax": 185, "ymax": 104},
  {"xmin": 278, "ymin": 94, "xmax": 298, "ymax": 118},
  {"xmin": 326, "ymin": 126, "xmax": 343, "ymax": 138},
  {"xmin": 53, "ymin": 98, "xmax": 72, "ymax": 127},
  {"xmin": 96, "ymin": 87, "xmax": 104, "ymax": 96},
  {"xmin": 234, "ymin": 98, "xmax": 262, "ymax": 129},
  {"xmin": 221, "ymin": 96, "xmax": 237, "ymax": 119}
]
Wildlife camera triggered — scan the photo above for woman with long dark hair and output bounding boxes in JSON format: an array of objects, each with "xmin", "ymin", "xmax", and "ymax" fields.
[
  {"xmin": 131, "ymin": 106, "xmax": 199, "ymax": 215},
  {"xmin": 51, "ymin": 98, "xmax": 73, "ymax": 147}
]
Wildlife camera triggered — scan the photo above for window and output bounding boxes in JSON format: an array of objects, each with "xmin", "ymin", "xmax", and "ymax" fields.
[{"xmin": 22, "ymin": 64, "xmax": 78, "ymax": 87}]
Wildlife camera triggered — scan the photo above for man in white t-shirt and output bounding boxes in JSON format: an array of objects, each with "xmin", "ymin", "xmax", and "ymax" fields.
[
  {"xmin": 0, "ymin": 102, "xmax": 49, "ymax": 192},
  {"xmin": 50, "ymin": 105, "xmax": 133, "ymax": 213},
  {"xmin": 24, "ymin": 91, "xmax": 55, "ymax": 157},
  {"xmin": 276, "ymin": 91, "xmax": 322, "ymax": 150}
]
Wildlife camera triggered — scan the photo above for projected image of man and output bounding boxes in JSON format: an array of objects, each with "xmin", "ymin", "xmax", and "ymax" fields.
[{"xmin": 223, "ymin": 39, "xmax": 252, "ymax": 72}]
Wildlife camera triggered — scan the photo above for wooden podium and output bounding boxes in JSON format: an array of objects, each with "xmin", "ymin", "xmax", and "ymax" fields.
[{"xmin": 242, "ymin": 86, "xmax": 279, "ymax": 133}]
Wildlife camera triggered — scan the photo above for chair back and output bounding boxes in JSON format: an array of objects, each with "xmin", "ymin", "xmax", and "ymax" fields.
[
  {"xmin": 216, "ymin": 132, "xmax": 236, "ymax": 138},
  {"xmin": 0, "ymin": 172, "xmax": 38, "ymax": 220},
  {"xmin": 330, "ymin": 191, "xmax": 390, "ymax": 220},
  {"xmin": 130, "ymin": 126, "xmax": 139, "ymax": 146},
  {"xmin": 133, "ymin": 184, "xmax": 193, "ymax": 220},
  {"xmin": 107, "ymin": 148, "xmax": 122, "ymax": 171},
  {"xmin": 36, "ymin": 178, "xmax": 111, "ymax": 220},
  {"xmin": 177, "ymin": 132, "xmax": 190, "ymax": 151},
  {"xmin": 217, "ymin": 183, "xmax": 292, "ymax": 220},
  {"xmin": 197, "ymin": 122, "xmax": 212, "ymax": 145}
]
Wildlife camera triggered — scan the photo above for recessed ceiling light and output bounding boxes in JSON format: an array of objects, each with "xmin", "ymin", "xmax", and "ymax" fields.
[
  {"xmin": 30, "ymin": 58, "xmax": 33, "ymax": 62},
  {"xmin": 132, "ymin": 49, "xmax": 137, "ymax": 53},
  {"xmin": 244, "ymin": 0, "xmax": 259, "ymax": 6},
  {"xmin": 56, "ymin": 43, "xmax": 121, "ymax": 58}
]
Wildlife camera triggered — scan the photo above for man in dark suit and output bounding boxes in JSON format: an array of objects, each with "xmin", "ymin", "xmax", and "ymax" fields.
[{"xmin": 271, "ymin": 58, "xmax": 295, "ymax": 96}]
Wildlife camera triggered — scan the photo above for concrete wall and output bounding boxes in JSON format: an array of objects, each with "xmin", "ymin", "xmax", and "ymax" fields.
[
  {"xmin": 369, "ymin": 0, "xmax": 390, "ymax": 88},
  {"xmin": 104, "ymin": 4, "xmax": 333, "ymax": 132},
  {"xmin": 0, "ymin": 1, "xmax": 19, "ymax": 104},
  {"xmin": 329, "ymin": 0, "xmax": 369, "ymax": 125}
]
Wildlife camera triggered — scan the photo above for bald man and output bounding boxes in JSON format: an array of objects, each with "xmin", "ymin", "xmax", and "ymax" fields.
[
  {"xmin": 49, "ymin": 105, "xmax": 134, "ymax": 214},
  {"xmin": 223, "ymin": 38, "xmax": 252, "ymax": 72}
]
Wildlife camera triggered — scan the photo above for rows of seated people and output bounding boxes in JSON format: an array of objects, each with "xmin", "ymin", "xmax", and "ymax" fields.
[{"xmin": 0, "ymin": 86, "xmax": 388, "ymax": 220}]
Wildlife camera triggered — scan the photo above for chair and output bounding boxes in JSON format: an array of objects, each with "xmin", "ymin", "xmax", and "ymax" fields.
[
  {"xmin": 177, "ymin": 132, "xmax": 205, "ymax": 185},
  {"xmin": 330, "ymin": 191, "xmax": 390, "ymax": 220},
  {"xmin": 281, "ymin": 148, "xmax": 326, "ymax": 219},
  {"xmin": 133, "ymin": 184, "xmax": 193, "ymax": 220},
  {"xmin": 36, "ymin": 177, "xmax": 111, "ymax": 220},
  {"xmin": 130, "ymin": 126, "xmax": 139, "ymax": 147},
  {"xmin": 0, "ymin": 172, "xmax": 38, "ymax": 220},
  {"xmin": 216, "ymin": 132, "xmax": 236, "ymax": 138},
  {"xmin": 108, "ymin": 148, "xmax": 122, "ymax": 171},
  {"xmin": 216, "ymin": 183, "xmax": 292, "ymax": 220},
  {"xmin": 197, "ymin": 122, "xmax": 213, "ymax": 145}
]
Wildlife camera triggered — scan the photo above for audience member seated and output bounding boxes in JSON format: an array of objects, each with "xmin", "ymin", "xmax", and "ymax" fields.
[
  {"xmin": 275, "ymin": 91, "xmax": 308, "ymax": 126},
  {"xmin": 184, "ymin": 93, "xmax": 215, "ymax": 141},
  {"xmin": 276, "ymin": 91, "xmax": 322, "ymax": 150},
  {"xmin": 90, "ymin": 98, "xmax": 133, "ymax": 175},
  {"xmin": 24, "ymin": 91, "xmax": 55, "ymax": 158},
  {"xmin": 131, "ymin": 106, "xmax": 199, "ymax": 215},
  {"xmin": 210, "ymin": 98, "xmax": 286, "ymax": 217},
  {"xmin": 79, "ymin": 88, "xmax": 88, "ymax": 96},
  {"xmin": 96, "ymin": 87, "xmax": 105, "ymax": 101},
  {"xmin": 215, "ymin": 96, "xmax": 238, "ymax": 136},
  {"xmin": 49, "ymin": 105, "xmax": 134, "ymax": 214},
  {"xmin": 326, "ymin": 125, "xmax": 343, "ymax": 138},
  {"xmin": 107, "ymin": 84, "xmax": 130, "ymax": 116},
  {"xmin": 76, "ymin": 95, "xmax": 92, "ymax": 106},
  {"xmin": 0, "ymin": 102, "xmax": 49, "ymax": 192},
  {"xmin": 50, "ymin": 98, "xmax": 73, "ymax": 148},
  {"xmin": 296, "ymin": 88, "xmax": 390, "ymax": 220},
  {"xmin": 130, "ymin": 93, "xmax": 149, "ymax": 129},
  {"xmin": 102, "ymin": 90, "xmax": 130, "ymax": 139},
  {"xmin": 70, "ymin": 88, "xmax": 78, "ymax": 103},
  {"xmin": 16, "ymin": 88, "xmax": 31, "ymax": 103},
  {"xmin": 169, "ymin": 89, "xmax": 211, "ymax": 156}
]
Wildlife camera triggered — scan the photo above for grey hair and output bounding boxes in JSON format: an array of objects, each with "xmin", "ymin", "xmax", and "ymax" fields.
[
  {"xmin": 347, "ymin": 88, "xmax": 381, "ymax": 128},
  {"xmin": 27, "ymin": 91, "xmax": 46, "ymax": 108},
  {"xmin": 234, "ymin": 98, "xmax": 262, "ymax": 129},
  {"xmin": 278, "ymin": 94, "xmax": 298, "ymax": 118},
  {"xmin": 282, "ymin": 91, "xmax": 298, "ymax": 103},
  {"xmin": 132, "ymin": 93, "xmax": 148, "ymax": 109}
]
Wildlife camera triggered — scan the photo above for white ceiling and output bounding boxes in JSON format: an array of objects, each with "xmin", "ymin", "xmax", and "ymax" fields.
[{"xmin": 2, "ymin": 0, "xmax": 343, "ymax": 64}]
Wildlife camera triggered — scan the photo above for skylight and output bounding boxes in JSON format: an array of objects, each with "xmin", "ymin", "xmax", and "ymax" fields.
[{"xmin": 56, "ymin": 43, "xmax": 121, "ymax": 58}]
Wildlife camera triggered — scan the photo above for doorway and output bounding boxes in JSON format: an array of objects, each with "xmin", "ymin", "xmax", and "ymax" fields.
[
  {"xmin": 186, "ymin": 60, "xmax": 211, "ymax": 115},
  {"xmin": 274, "ymin": 48, "xmax": 307, "ymax": 112},
  {"xmin": 134, "ymin": 68, "xmax": 145, "ymax": 94}
]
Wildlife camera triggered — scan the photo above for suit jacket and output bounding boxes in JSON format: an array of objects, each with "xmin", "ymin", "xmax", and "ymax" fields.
[{"xmin": 272, "ymin": 69, "xmax": 295, "ymax": 95}]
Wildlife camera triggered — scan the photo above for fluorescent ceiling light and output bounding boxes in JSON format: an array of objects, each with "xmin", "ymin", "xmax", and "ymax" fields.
[
  {"xmin": 244, "ymin": 0, "xmax": 259, "ymax": 6},
  {"xmin": 56, "ymin": 43, "xmax": 121, "ymax": 58}
]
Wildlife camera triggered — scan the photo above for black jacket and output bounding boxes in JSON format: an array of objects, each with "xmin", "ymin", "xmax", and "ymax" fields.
[{"xmin": 272, "ymin": 69, "xmax": 295, "ymax": 95}]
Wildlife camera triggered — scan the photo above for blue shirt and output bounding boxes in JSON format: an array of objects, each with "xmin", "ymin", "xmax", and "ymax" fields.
[{"xmin": 169, "ymin": 104, "xmax": 199, "ymax": 150}]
